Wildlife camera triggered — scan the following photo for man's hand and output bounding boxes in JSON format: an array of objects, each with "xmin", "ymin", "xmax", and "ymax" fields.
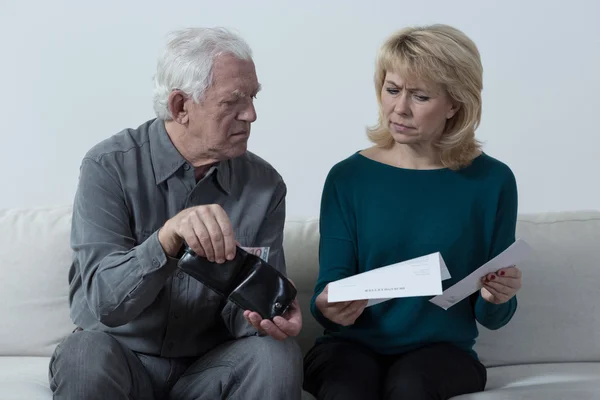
[
  {"xmin": 481, "ymin": 265, "xmax": 522, "ymax": 304},
  {"xmin": 315, "ymin": 284, "xmax": 367, "ymax": 326},
  {"xmin": 244, "ymin": 298, "xmax": 303, "ymax": 341},
  {"xmin": 158, "ymin": 204, "xmax": 236, "ymax": 263}
]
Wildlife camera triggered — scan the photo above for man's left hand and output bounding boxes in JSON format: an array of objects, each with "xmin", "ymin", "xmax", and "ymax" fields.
[
  {"xmin": 243, "ymin": 298, "xmax": 302, "ymax": 341},
  {"xmin": 480, "ymin": 265, "xmax": 522, "ymax": 304}
]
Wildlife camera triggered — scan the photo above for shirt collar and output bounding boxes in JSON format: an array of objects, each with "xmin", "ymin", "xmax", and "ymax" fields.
[
  {"xmin": 149, "ymin": 119, "xmax": 187, "ymax": 185},
  {"xmin": 215, "ymin": 159, "xmax": 232, "ymax": 195},
  {"xmin": 149, "ymin": 118, "xmax": 232, "ymax": 194}
]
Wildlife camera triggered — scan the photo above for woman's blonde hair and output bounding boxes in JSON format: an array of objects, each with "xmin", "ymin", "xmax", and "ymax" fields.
[{"xmin": 367, "ymin": 24, "xmax": 483, "ymax": 170}]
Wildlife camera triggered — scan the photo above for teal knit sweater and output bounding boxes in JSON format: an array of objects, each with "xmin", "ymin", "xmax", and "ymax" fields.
[{"xmin": 310, "ymin": 152, "xmax": 518, "ymax": 358}]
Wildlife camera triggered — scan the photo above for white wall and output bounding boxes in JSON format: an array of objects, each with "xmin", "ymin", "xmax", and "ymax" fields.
[{"xmin": 1, "ymin": 0, "xmax": 598, "ymax": 218}]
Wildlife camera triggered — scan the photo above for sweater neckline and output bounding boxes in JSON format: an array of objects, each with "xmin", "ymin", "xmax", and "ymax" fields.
[{"xmin": 353, "ymin": 151, "xmax": 485, "ymax": 173}]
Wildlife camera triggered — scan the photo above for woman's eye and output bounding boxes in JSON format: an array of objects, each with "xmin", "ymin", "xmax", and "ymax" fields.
[
  {"xmin": 386, "ymin": 88, "xmax": 399, "ymax": 95},
  {"xmin": 414, "ymin": 95, "xmax": 430, "ymax": 102}
]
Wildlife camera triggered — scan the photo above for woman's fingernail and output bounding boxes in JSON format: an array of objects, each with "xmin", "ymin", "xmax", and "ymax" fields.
[
  {"xmin": 490, "ymin": 275, "xmax": 496, "ymax": 280},
  {"xmin": 500, "ymin": 271, "xmax": 505, "ymax": 276}
]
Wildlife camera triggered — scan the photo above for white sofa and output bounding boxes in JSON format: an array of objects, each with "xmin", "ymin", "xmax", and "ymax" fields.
[{"xmin": 1, "ymin": 205, "xmax": 599, "ymax": 399}]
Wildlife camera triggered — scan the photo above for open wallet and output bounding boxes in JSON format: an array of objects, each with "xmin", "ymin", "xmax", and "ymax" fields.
[{"xmin": 177, "ymin": 245, "xmax": 297, "ymax": 320}]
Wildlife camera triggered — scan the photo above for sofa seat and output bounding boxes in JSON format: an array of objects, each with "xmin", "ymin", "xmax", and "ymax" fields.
[
  {"xmin": 7, "ymin": 356, "xmax": 597, "ymax": 400},
  {"xmin": 453, "ymin": 362, "xmax": 600, "ymax": 399},
  {"xmin": 0, "ymin": 357, "xmax": 53, "ymax": 400}
]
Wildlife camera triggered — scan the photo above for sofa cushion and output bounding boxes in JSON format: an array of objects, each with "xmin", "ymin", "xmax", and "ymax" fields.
[
  {"xmin": 474, "ymin": 211, "xmax": 600, "ymax": 367},
  {"xmin": 0, "ymin": 357, "xmax": 53, "ymax": 400},
  {"xmin": 451, "ymin": 362, "xmax": 600, "ymax": 399},
  {"xmin": 0, "ymin": 206, "xmax": 75, "ymax": 357},
  {"xmin": 282, "ymin": 218, "xmax": 321, "ymax": 355}
]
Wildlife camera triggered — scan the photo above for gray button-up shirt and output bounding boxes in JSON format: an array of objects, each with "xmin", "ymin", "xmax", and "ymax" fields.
[{"xmin": 68, "ymin": 118, "xmax": 287, "ymax": 358}]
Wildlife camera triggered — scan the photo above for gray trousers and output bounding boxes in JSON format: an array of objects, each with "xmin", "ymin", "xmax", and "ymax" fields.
[{"xmin": 48, "ymin": 330, "xmax": 303, "ymax": 400}]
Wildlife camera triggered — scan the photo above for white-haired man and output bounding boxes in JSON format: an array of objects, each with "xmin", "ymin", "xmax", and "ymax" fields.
[{"xmin": 48, "ymin": 27, "xmax": 303, "ymax": 399}]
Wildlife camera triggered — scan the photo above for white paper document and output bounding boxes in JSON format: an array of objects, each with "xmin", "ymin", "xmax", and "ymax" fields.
[
  {"xmin": 328, "ymin": 252, "xmax": 450, "ymax": 306},
  {"xmin": 429, "ymin": 239, "xmax": 533, "ymax": 310}
]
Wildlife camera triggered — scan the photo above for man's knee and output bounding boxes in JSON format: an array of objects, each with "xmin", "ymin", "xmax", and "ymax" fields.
[
  {"xmin": 171, "ymin": 337, "xmax": 303, "ymax": 400},
  {"xmin": 51, "ymin": 331, "xmax": 120, "ymax": 371},
  {"xmin": 246, "ymin": 336, "xmax": 302, "ymax": 370},
  {"xmin": 239, "ymin": 336, "xmax": 303, "ymax": 394},
  {"xmin": 248, "ymin": 337, "xmax": 303, "ymax": 376},
  {"xmin": 49, "ymin": 330, "xmax": 129, "ymax": 393}
]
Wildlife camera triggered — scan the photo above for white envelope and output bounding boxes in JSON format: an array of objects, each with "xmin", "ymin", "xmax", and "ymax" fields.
[
  {"xmin": 328, "ymin": 252, "xmax": 450, "ymax": 305},
  {"xmin": 429, "ymin": 239, "xmax": 533, "ymax": 310}
]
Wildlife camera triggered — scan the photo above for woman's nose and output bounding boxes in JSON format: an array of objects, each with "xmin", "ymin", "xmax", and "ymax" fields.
[{"xmin": 394, "ymin": 94, "xmax": 411, "ymax": 116}]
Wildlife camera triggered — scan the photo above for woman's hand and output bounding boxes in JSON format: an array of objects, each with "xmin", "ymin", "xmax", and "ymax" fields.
[
  {"xmin": 480, "ymin": 265, "xmax": 522, "ymax": 304},
  {"xmin": 315, "ymin": 284, "xmax": 368, "ymax": 326}
]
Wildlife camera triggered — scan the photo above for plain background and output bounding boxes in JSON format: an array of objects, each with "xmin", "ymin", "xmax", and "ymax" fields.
[{"xmin": 1, "ymin": 0, "xmax": 598, "ymax": 218}]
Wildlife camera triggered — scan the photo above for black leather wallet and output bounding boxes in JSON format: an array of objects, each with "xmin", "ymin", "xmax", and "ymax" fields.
[{"xmin": 177, "ymin": 246, "xmax": 297, "ymax": 320}]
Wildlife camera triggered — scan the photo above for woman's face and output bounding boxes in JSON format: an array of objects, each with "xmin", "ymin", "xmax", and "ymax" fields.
[{"xmin": 381, "ymin": 71, "xmax": 458, "ymax": 146}]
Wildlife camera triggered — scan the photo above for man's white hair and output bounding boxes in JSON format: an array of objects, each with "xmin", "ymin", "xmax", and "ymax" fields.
[{"xmin": 153, "ymin": 27, "xmax": 253, "ymax": 120}]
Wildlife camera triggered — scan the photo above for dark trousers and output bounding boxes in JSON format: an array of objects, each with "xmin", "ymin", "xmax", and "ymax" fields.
[{"xmin": 303, "ymin": 340, "xmax": 487, "ymax": 400}]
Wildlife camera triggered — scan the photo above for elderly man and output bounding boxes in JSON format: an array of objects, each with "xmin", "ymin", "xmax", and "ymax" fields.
[{"xmin": 48, "ymin": 27, "xmax": 303, "ymax": 400}]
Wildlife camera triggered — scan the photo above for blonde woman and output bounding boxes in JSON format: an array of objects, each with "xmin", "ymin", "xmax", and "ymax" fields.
[{"xmin": 303, "ymin": 25, "xmax": 523, "ymax": 399}]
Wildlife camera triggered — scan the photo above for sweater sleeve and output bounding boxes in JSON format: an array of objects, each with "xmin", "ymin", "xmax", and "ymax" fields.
[
  {"xmin": 475, "ymin": 168, "xmax": 519, "ymax": 330},
  {"xmin": 310, "ymin": 168, "xmax": 358, "ymax": 332}
]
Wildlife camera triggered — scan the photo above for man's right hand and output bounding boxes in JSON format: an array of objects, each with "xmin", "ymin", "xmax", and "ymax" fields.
[
  {"xmin": 315, "ymin": 284, "xmax": 368, "ymax": 326},
  {"xmin": 158, "ymin": 204, "xmax": 236, "ymax": 263}
]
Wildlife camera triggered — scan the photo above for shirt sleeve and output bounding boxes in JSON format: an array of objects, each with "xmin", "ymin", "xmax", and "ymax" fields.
[
  {"xmin": 475, "ymin": 168, "xmax": 519, "ymax": 330},
  {"xmin": 310, "ymin": 169, "xmax": 358, "ymax": 332},
  {"xmin": 221, "ymin": 178, "xmax": 287, "ymax": 337},
  {"xmin": 253, "ymin": 179, "xmax": 288, "ymax": 275},
  {"xmin": 71, "ymin": 158, "xmax": 178, "ymax": 327}
]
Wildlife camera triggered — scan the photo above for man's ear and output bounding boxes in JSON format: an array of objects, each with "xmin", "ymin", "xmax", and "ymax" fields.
[{"xmin": 168, "ymin": 90, "xmax": 189, "ymax": 124}]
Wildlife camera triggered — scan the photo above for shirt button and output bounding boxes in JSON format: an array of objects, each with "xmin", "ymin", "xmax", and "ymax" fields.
[
  {"xmin": 172, "ymin": 312, "xmax": 180, "ymax": 320},
  {"xmin": 152, "ymin": 258, "xmax": 160, "ymax": 267},
  {"xmin": 177, "ymin": 272, "xmax": 185, "ymax": 279},
  {"xmin": 183, "ymin": 164, "xmax": 191, "ymax": 171}
]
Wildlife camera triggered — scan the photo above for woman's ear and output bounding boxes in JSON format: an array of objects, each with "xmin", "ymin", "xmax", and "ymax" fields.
[
  {"xmin": 168, "ymin": 90, "xmax": 189, "ymax": 124},
  {"xmin": 446, "ymin": 101, "xmax": 460, "ymax": 120}
]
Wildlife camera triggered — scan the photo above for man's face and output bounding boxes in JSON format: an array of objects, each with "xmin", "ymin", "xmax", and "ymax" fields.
[{"xmin": 185, "ymin": 54, "xmax": 260, "ymax": 160}]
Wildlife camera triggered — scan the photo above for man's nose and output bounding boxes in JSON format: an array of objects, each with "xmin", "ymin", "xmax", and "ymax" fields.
[{"xmin": 239, "ymin": 101, "xmax": 257, "ymax": 122}]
